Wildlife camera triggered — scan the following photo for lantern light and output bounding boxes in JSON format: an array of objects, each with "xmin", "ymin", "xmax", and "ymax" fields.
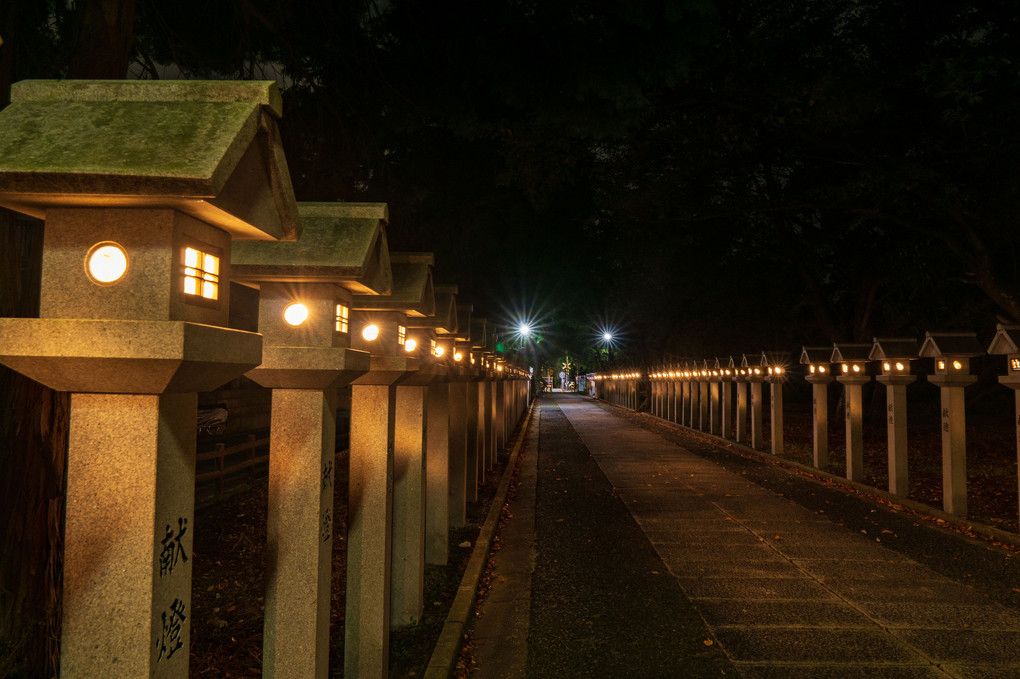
[
  {"xmin": 454, "ymin": 351, "xmax": 463, "ymax": 362},
  {"xmin": 86, "ymin": 242, "xmax": 128, "ymax": 284},
  {"xmin": 434, "ymin": 345, "xmax": 445, "ymax": 358},
  {"xmin": 405, "ymin": 338, "xmax": 417, "ymax": 352},
  {"xmin": 283, "ymin": 303, "xmax": 309, "ymax": 327},
  {"xmin": 362, "ymin": 324, "xmax": 380, "ymax": 341}
]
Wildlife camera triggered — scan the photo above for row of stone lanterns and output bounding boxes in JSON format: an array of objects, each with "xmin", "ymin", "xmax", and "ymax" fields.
[
  {"xmin": 0, "ymin": 80, "xmax": 531, "ymax": 679},
  {"xmin": 594, "ymin": 327, "xmax": 1020, "ymax": 527}
]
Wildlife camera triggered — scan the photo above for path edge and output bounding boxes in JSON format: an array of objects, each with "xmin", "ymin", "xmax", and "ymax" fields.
[{"xmin": 423, "ymin": 401, "xmax": 536, "ymax": 679}]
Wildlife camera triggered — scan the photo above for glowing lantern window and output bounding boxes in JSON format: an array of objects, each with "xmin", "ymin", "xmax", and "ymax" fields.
[
  {"xmin": 283, "ymin": 303, "xmax": 308, "ymax": 326},
  {"xmin": 86, "ymin": 242, "xmax": 128, "ymax": 284},
  {"xmin": 397, "ymin": 325, "xmax": 406, "ymax": 345},
  {"xmin": 335, "ymin": 304, "xmax": 349, "ymax": 333},
  {"xmin": 1012, "ymin": 358, "xmax": 1020, "ymax": 372},
  {"xmin": 183, "ymin": 247, "xmax": 220, "ymax": 301}
]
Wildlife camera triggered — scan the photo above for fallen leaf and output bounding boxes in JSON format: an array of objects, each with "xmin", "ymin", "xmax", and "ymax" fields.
[{"xmin": 703, "ymin": 639, "xmax": 714, "ymax": 646}]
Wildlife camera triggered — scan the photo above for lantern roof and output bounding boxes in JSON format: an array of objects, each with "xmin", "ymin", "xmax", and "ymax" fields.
[
  {"xmin": 918, "ymin": 332, "xmax": 983, "ymax": 358},
  {"xmin": 470, "ymin": 317, "xmax": 488, "ymax": 348},
  {"xmin": 352, "ymin": 253, "xmax": 435, "ymax": 317},
  {"xmin": 869, "ymin": 338, "xmax": 919, "ymax": 361},
  {"xmin": 987, "ymin": 324, "xmax": 1020, "ymax": 356},
  {"xmin": 799, "ymin": 347, "xmax": 832, "ymax": 365},
  {"xmin": 831, "ymin": 343, "xmax": 871, "ymax": 363},
  {"xmin": 0, "ymin": 79, "xmax": 299, "ymax": 240},
  {"xmin": 411, "ymin": 285, "xmax": 458, "ymax": 334},
  {"xmin": 232, "ymin": 202, "xmax": 390, "ymax": 294}
]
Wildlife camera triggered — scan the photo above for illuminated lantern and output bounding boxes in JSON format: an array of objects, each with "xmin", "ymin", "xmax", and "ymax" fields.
[
  {"xmin": 0, "ymin": 80, "xmax": 298, "ymax": 678},
  {"xmin": 800, "ymin": 347, "xmax": 834, "ymax": 468},
  {"xmin": 832, "ymin": 343, "xmax": 873, "ymax": 483},
  {"xmin": 986, "ymin": 323, "xmax": 1020, "ymax": 527},
  {"xmin": 919, "ymin": 331, "xmax": 982, "ymax": 516},
  {"xmin": 870, "ymin": 338, "xmax": 919, "ymax": 497}
]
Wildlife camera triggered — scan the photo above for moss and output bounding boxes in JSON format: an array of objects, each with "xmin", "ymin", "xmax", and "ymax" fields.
[{"xmin": 0, "ymin": 101, "xmax": 255, "ymax": 179}]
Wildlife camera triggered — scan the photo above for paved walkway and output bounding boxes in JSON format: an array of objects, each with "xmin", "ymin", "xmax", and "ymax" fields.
[{"xmin": 467, "ymin": 394, "xmax": 1020, "ymax": 679}]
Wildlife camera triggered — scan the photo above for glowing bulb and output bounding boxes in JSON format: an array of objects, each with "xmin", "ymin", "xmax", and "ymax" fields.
[
  {"xmin": 86, "ymin": 242, "xmax": 128, "ymax": 284},
  {"xmin": 819, "ymin": 366, "xmax": 826, "ymax": 373},
  {"xmin": 454, "ymin": 352, "xmax": 463, "ymax": 361},
  {"xmin": 497, "ymin": 364, "xmax": 504, "ymax": 372},
  {"xmin": 852, "ymin": 364, "xmax": 861, "ymax": 373},
  {"xmin": 883, "ymin": 362, "xmax": 891, "ymax": 372},
  {"xmin": 519, "ymin": 323, "xmax": 531, "ymax": 337},
  {"xmin": 775, "ymin": 367, "xmax": 783, "ymax": 375},
  {"xmin": 842, "ymin": 364, "xmax": 849, "ymax": 373},
  {"xmin": 603, "ymin": 332, "xmax": 613, "ymax": 342},
  {"xmin": 362, "ymin": 324, "xmax": 380, "ymax": 341},
  {"xmin": 405, "ymin": 338, "xmax": 417, "ymax": 352},
  {"xmin": 283, "ymin": 303, "xmax": 309, "ymax": 326},
  {"xmin": 810, "ymin": 365, "xmax": 816, "ymax": 374},
  {"xmin": 895, "ymin": 362, "xmax": 905, "ymax": 371},
  {"xmin": 434, "ymin": 345, "xmax": 445, "ymax": 357}
]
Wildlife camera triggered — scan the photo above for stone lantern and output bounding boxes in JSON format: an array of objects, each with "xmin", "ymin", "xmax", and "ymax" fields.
[
  {"xmin": 986, "ymin": 323, "xmax": 1020, "ymax": 525},
  {"xmin": 709, "ymin": 358, "xmax": 723, "ymax": 435},
  {"xmin": 800, "ymin": 347, "xmax": 834, "ymax": 468},
  {"xmin": 350, "ymin": 252, "xmax": 439, "ymax": 640},
  {"xmin": 717, "ymin": 359, "xmax": 734, "ymax": 439},
  {"xmin": 832, "ymin": 343, "xmax": 872, "ymax": 482},
  {"xmin": 409, "ymin": 284, "xmax": 459, "ymax": 566},
  {"xmin": 742, "ymin": 354, "xmax": 766, "ymax": 449},
  {"xmin": 447, "ymin": 303, "xmax": 475, "ymax": 527},
  {"xmin": 764, "ymin": 351, "xmax": 789, "ymax": 456},
  {"xmin": 231, "ymin": 201, "xmax": 391, "ymax": 678},
  {"xmin": 0, "ymin": 80, "xmax": 298, "ymax": 678},
  {"xmin": 870, "ymin": 338, "xmax": 919, "ymax": 497},
  {"xmin": 919, "ymin": 331, "xmax": 983, "ymax": 516},
  {"xmin": 730, "ymin": 356, "xmax": 749, "ymax": 444},
  {"xmin": 470, "ymin": 317, "xmax": 491, "ymax": 491}
]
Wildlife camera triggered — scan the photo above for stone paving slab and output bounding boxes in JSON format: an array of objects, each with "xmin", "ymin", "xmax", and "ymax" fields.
[
  {"xmin": 711, "ymin": 628, "xmax": 923, "ymax": 663},
  {"xmin": 677, "ymin": 576, "xmax": 839, "ymax": 600},
  {"xmin": 695, "ymin": 600, "xmax": 875, "ymax": 628},
  {"xmin": 860, "ymin": 602, "xmax": 1020, "ymax": 628},
  {"xmin": 734, "ymin": 664, "xmax": 947, "ymax": 679},
  {"xmin": 892, "ymin": 629, "xmax": 1020, "ymax": 664}
]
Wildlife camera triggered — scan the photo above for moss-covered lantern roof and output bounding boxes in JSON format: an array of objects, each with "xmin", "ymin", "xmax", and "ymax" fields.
[
  {"xmin": 232, "ymin": 202, "xmax": 391, "ymax": 294},
  {"xmin": 0, "ymin": 79, "xmax": 299, "ymax": 240}
]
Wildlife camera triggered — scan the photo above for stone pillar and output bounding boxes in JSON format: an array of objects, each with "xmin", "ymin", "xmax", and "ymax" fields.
[
  {"xmin": 877, "ymin": 375, "xmax": 914, "ymax": 496},
  {"xmin": 484, "ymin": 379, "xmax": 496, "ymax": 469},
  {"xmin": 448, "ymin": 382, "xmax": 468, "ymax": 527},
  {"xmin": 391, "ymin": 384, "xmax": 428, "ymax": 627},
  {"xmin": 260, "ymin": 388, "xmax": 339, "ymax": 679},
  {"xmin": 64, "ymin": 392, "xmax": 197, "ymax": 678},
  {"xmin": 710, "ymin": 380, "xmax": 721, "ymax": 435},
  {"xmin": 426, "ymin": 382, "xmax": 451, "ymax": 565},
  {"xmin": 495, "ymin": 378, "xmax": 506, "ymax": 454},
  {"xmin": 466, "ymin": 380, "xmax": 480, "ymax": 501},
  {"xmin": 838, "ymin": 376, "xmax": 870, "ymax": 483},
  {"xmin": 699, "ymin": 380, "xmax": 709, "ymax": 431},
  {"xmin": 721, "ymin": 381, "xmax": 732, "ymax": 439},
  {"xmin": 806, "ymin": 377, "xmax": 832, "ymax": 468},
  {"xmin": 929, "ymin": 380, "xmax": 972, "ymax": 515},
  {"xmin": 735, "ymin": 380, "xmax": 748, "ymax": 444},
  {"xmin": 689, "ymin": 379, "xmax": 699, "ymax": 427},
  {"xmin": 749, "ymin": 380, "xmax": 764, "ymax": 449},
  {"xmin": 769, "ymin": 380, "xmax": 784, "ymax": 455},
  {"xmin": 346, "ymin": 384, "xmax": 396, "ymax": 679}
]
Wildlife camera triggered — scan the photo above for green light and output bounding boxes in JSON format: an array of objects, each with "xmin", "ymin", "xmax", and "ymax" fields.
[{"xmin": 496, "ymin": 342, "xmax": 505, "ymax": 352}]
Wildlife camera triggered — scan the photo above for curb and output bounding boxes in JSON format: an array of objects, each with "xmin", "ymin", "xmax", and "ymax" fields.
[
  {"xmin": 423, "ymin": 401, "xmax": 536, "ymax": 679},
  {"xmin": 595, "ymin": 398, "xmax": 1020, "ymax": 552}
]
